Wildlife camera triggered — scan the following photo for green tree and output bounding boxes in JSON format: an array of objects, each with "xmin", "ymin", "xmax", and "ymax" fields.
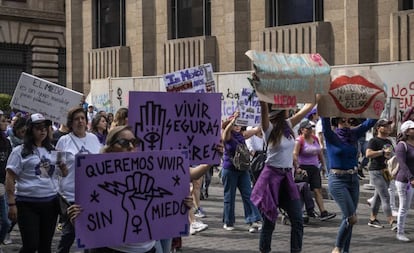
[{"xmin": 0, "ymin": 93, "xmax": 12, "ymax": 114}]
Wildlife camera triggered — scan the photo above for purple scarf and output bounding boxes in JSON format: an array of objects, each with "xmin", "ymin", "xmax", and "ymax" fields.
[{"xmin": 335, "ymin": 127, "xmax": 358, "ymax": 144}]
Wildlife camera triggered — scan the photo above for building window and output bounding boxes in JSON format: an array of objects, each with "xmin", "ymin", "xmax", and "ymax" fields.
[
  {"xmin": 0, "ymin": 43, "xmax": 32, "ymax": 96},
  {"xmin": 58, "ymin": 48, "xmax": 66, "ymax": 87},
  {"xmin": 95, "ymin": 0, "xmax": 125, "ymax": 48},
  {"xmin": 402, "ymin": 0, "xmax": 414, "ymax": 10},
  {"xmin": 170, "ymin": 0, "xmax": 211, "ymax": 39},
  {"xmin": 268, "ymin": 0, "xmax": 323, "ymax": 27}
]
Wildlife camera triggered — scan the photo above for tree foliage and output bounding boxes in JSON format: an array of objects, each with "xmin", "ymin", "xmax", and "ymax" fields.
[{"xmin": 0, "ymin": 93, "xmax": 12, "ymax": 114}]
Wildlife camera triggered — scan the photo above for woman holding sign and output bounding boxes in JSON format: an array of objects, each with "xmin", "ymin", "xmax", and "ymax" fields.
[
  {"xmin": 67, "ymin": 126, "xmax": 204, "ymax": 253},
  {"xmin": 322, "ymin": 117, "xmax": 377, "ymax": 253},
  {"xmin": 251, "ymin": 101, "xmax": 316, "ymax": 253}
]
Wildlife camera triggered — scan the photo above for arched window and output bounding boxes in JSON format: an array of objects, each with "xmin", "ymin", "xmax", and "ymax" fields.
[
  {"xmin": 268, "ymin": 0, "xmax": 323, "ymax": 27},
  {"xmin": 0, "ymin": 43, "xmax": 32, "ymax": 96}
]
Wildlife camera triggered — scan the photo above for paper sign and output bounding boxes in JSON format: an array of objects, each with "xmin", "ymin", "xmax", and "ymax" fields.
[
  {"xmin": 245, "ymin": 50, "xmax": 330, "ymax": 107},
  {"xmin": 163, "ymin": 63, "xmax": 215, "ymax": 93},
  {"xmin": 318, "ymin": 69, "xmax": 386, "ymax": 118},
  {"xmin": 10, "ymin": 73, "xmax": 83, "ymax": 124},
  {"xmin": 129, "ymin": 92, "xmax": 222, "ymax": 165},
  {"xmin": 235, "ymin": 88, "xmax": 261, "ymax": 126},
  {"xmin": 74, "ymin": 150, "xmax": 190, "ymax": 249}
]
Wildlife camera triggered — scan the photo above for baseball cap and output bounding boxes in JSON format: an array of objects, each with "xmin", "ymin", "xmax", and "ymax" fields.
[
  {"xmin": 88, "ymin": 104, "xmax": 94, "ymax": 108},
  {"xmin": 27, "ymin": 113, "xmax": 52, "ymax": 126},
  {"xmin": 400, "ymin": 120, "xmax": 414, "ymax": 133},
  {"xmin": 299, "ymin": 120, "xmax": 314, "ymax": 129},
  {"xmin": 375, "ymin": 119, "xmax": 392, "ymax": 128},
  {"xmin": 269, "ymin": 110, "xmax": 284, "ymax": 120}
]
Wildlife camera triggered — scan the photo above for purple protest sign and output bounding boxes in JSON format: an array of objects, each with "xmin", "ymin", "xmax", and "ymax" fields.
[
  {"xmin": 74, "ymin": 150, "xmax": 190, "ymax": 249},
  {"xmin": 129, "ymin": 91, "xmax": 222, "ymax": 165}
]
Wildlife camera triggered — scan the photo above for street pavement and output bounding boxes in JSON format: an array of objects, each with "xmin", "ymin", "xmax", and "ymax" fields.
[{"xmin": 2, "ymin": 174, "xmax": 414, "ymax": 253}]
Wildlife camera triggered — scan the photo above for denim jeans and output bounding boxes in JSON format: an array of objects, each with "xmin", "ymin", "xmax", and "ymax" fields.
[
  {"xmin": 369, "ymin": 170, "xmax": 392, "ymax": 217},
  {"xmin": 222, "ymin": 168, "xmax": 261, "ymax": 225},
  {"xmin": 395, "ymin": 181, "xmax": 414, "ymax": 235},
  {"xmin": 260, "ymin": 199, "xmax": 303, "ymax": 253},
  {"xmin": 328, "ymin": 173, "xmax": 359, "ymax": 252},
  {"xmin": 0, "ymin": 194, "xmax": 10, "ymax": 242},
  {"xmin": 155, "ymin": 239, "xmax": 172, "ymax": 253},
  {"xmin": 17, "ymin": 200, "xmax": 59, "ymax": 253}
]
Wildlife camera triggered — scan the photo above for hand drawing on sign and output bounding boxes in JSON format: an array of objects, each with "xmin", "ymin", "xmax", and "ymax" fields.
[
  {"xmin": 135, "ymin": 101, "xmax": 167, "ymax": 150},
  {"xmin": 98, "ymin": 171, "xmax": 172, "ymax": 242}
]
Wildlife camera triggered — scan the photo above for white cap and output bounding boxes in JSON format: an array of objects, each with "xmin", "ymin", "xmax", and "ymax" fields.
[
  {"xmin": 88, "ymin": 104, "xmax": 94, "ymax": 108},
  {"xmin": 28, "ymin": 113, "xmax": 52, "ymax": 125},
  {"xmin": 400, "ymin": 120, "xmax": 414, "ymax": 133}
]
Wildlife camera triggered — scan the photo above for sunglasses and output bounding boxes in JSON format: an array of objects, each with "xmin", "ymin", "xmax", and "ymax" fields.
[
  {"xmin": 340, "ymin": 118, "xmax": 355, "ymax": 124},
  {"xmin": 113, "ymin": 138, "xmax": 139, "ymax": 148}
]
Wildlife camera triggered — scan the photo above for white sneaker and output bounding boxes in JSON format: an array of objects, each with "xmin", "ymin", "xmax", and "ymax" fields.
[
  {"xmin": 2, "ymin": 233, "xmax": 12, "ymax": 245},
  {"xmin": 223, "ymin": 224, "xmax": 235, "ymax": 231},
  {"xmin": 191, "ymin": 221, "xmax": 208, "ymax": 233},
  {"xmin": 392, "ymin": 209, "xmax": 399, "ymax": 217},
  {"xmin": 248, "ymin": 221, "xmax": 262, "ymax": 233},
  {"xmin": 396, "ymin": 233, "xmax": 410, "ymax": 242}
]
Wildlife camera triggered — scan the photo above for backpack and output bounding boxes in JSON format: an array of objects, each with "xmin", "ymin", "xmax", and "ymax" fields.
[
  {"xmin": 387, "ymin": 141, "xmax": 407, "ymax": 177},
  {"xmin": 232, "ymin": 143, "xmax": 251, "ymax": 171}
]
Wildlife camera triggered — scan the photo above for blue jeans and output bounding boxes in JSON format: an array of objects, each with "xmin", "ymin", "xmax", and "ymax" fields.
[
  {"xmin": 369, "ymin": 170, "xmax": 392, "ymax": 217},
  {"xmin": 222, "ymin": 168, "xmax": 261, "ymax": 225},
  {"xmin": 260, "ymin": 198, "xmax": 303, "ymax": 253},
  {"xmin": 328, "ymin": 173, "xmax": 359, "ymax": 253},
  {"xmin": 0, "ymin": 194, "xmax": 10, "ymax": 242}
]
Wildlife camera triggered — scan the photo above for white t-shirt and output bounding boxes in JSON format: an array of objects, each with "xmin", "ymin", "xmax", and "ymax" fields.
[
  {"xmin": 263, "ymin": 120, "xmax": 295, "ymax": 168},
  {"xmin": 6, "ymin": 146, "xmax": 59, "ymax": 198},
  {"xmin": 56, "ymin": 132, "xmax": 102, "ymax": 202}
]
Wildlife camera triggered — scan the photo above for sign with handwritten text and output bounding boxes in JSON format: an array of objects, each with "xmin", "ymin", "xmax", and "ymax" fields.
[
  {"xmin": 245, "ymin": 50, "xmax": 330, "ymax": 107},
  {"xmin": 318, "ymin": 69, "xmax": 386, "ymax": 118},
  {"xmin": 10, "ymin": 73, "xmax": 83, "ymax": 124},
  {"xmin": 129, "ymin": 91, "xmax": 221, "ymax": 165},
  {"xmin": 235, "ymin": 88, "xmax": 261, "ymax": 126},
  {"xmin": 163, "ymin": 63, "xmax": 215, "ymax": 93},
  {"xmin": 74, "ymin": 150, "xmax": 190, "ymax": 249}
]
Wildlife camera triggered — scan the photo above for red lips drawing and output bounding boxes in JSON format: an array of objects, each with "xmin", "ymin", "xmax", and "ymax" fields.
[{"xmin": 329, "ymin": 75, "xmax": 385, "ymax": 114}]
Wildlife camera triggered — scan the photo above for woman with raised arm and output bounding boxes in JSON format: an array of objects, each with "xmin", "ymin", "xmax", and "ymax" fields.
[
  {"xmin": 322, "ymin": 116, "xmax": 377, "ymax": 253},
  {"xmin": 251, "ymin": 100, "xmax": 316, "ymax": 253}
]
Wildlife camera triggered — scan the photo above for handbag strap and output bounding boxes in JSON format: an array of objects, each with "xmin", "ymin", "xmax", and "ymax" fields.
[{"xmin": 69, "ymin": 133, "xmax": 82, "ymax": 152}]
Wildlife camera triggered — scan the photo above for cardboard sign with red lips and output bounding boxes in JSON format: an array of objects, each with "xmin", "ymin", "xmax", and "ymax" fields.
[
  {"xmin": 318, "ymin": 69, "xmax": 386, "ymax": 118},
  {"xmin": 245, "ymin": 50, "xmax": 331, "ymax": 108}
]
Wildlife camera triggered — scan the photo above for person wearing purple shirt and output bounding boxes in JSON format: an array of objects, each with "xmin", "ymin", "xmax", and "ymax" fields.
[
  {"xmin": 322, "ymin": 117, "xmax": 377, "ymax": 253},
  {"xmin": 394, "ymin": 120, "xmax": 414, "ymax": 242},
  {"xmin": 221, "ymin": 111, "xmax": 262, "ymax": 233}
]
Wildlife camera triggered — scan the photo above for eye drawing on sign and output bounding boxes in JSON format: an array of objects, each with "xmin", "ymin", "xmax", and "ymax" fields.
[
  {"xmin": 134, "ymin": 101, "xmax": 167, "ymax": 150},
  {"xmin": 98, "ymin": 171, "xmax": 172, "ymax": 242}
]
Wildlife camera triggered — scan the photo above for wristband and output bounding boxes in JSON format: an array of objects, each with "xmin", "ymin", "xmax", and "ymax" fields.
[
  {"xmin": 8, "ymin": 203, "xmax": 16, "ymax": 206},
  {"xmin": 382, "ymin": 150, "xmax": 385, "ymax": 156}
]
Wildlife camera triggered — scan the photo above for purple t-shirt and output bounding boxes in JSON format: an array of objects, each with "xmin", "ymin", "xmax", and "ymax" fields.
[
  {"xmin": 395, "ymin": 141, "xmax": 414, "ymax": 183},
  {"xmin": 297, "ymin": 136, "xmax": 321, "ymax": 167},
  {"xmin": 222, "ymin": 131, "xmax": 245, "ymax": 169}
]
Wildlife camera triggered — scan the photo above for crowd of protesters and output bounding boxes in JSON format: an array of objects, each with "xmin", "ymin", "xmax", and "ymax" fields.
[{"xmin": 1, "ymin": 97, "xmax": 414, "ymax": 253}]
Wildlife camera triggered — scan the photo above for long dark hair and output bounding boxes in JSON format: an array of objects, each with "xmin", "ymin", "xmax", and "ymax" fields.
[
  {"xmin": 21, "ymin": 123, "xmax": 54, "ymax": 158},
  {"xmin": 268, "ymin": 110, "xmax": 294, "ymax": 146}
]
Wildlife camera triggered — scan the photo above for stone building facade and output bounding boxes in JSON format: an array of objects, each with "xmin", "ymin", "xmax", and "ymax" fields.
[
  {"xmin": 0, "ymin": 0, "xmax": 65, "ymax": 96},
  {"xmin": 36, "ymin": 0, "xmax": 414, "ymax": 94}
]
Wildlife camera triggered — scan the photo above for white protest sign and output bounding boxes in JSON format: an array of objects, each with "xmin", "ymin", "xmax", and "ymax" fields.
[
  {"xmin": 245, "ymin": 50, "xmax": 331, "ymax": 108},
  {"xmin": 234, "ymin": 88, "xmax": 261, "ymax": 126},
  {"xmin": 10, "ymin": 72, "xmax": 83, "ymax": 124},
  {"xmin": 318, "ymin": 69, "xmax": 386, "ymax": 118},
  {"xmin": 163, "ymin": 63, "xmax": 215, "ymax": 93}
]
